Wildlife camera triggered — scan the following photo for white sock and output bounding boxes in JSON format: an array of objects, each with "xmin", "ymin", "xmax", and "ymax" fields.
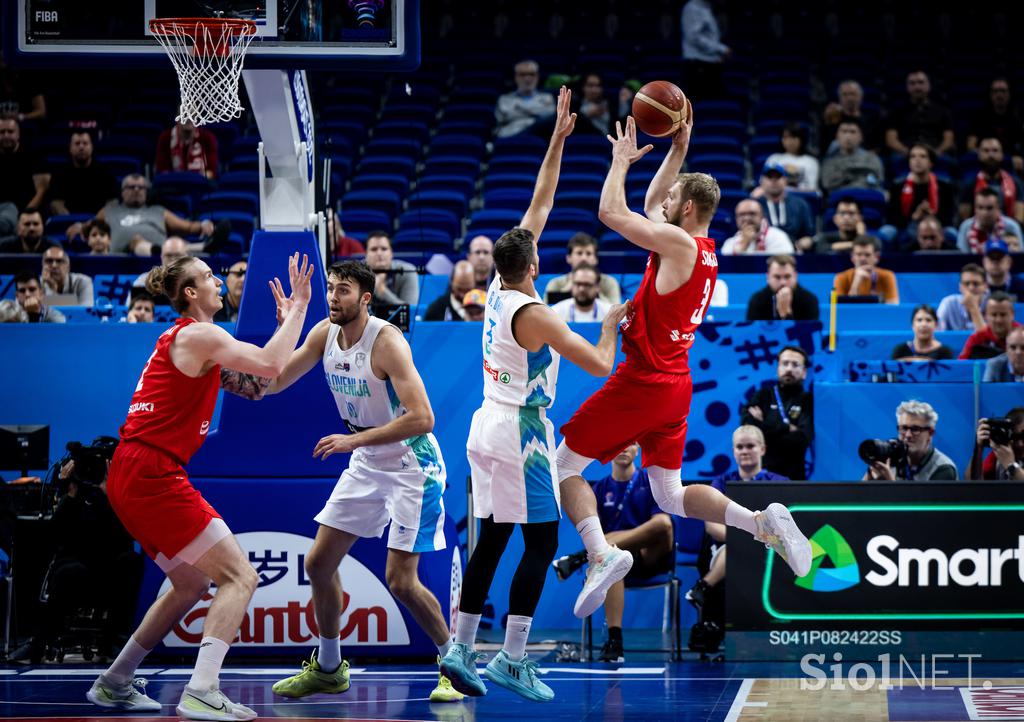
[
  {"xmin": 104, "ymin": 636, "xmax": 151, "ymax": 686},
  {"xmin": 437, "ymin": 638, "xmax": 453, "ymax": 658},
  {"xmin": 188, "ymin": 636, "xmax": 230, "ymax": 691},
  {"xmin": 726, "ymin": 501, "xmax": 758, "ymax": 536},
  {"xmin": 317, "ymin": 635, "xmax": 341, "ymax": 672},
  {"xmin": 454, "ymin": 611, "xmax": 481, "ymax": 647},
  {"xmin": 576, "ymin": 516, "xmax": 611, "ymax": 557},
  {"xmin": 503, "ymin": 615, "xmax": 532, "ymax": 660}
]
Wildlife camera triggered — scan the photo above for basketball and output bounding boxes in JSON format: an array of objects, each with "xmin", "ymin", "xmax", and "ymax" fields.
[{"xmin": 632, "ymin": 80, "xmax": 688, "ymax": 137}]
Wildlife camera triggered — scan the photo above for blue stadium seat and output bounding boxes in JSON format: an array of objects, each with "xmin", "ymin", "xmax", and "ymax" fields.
[
  {"xmin": 562, "ymin": 157, "xmax": 609, "ymax": 176},
  {"xmin": 558, "ymin": 173, "xmax": 604, "ymax": 194},
  {"xmin": 554, "ymin": 191, "xmax": 600, "ymax": 213},
  {"xmin": 487, "ymin": 156, "xmax": 542, "ymax": 176},
  {"xmin": 405, "ymin": 190, "xmax": 467, "ymax": 219},
  {"xmin": 349, "ymin": 174, "xmax": 413, "ymax": 198},
  {"xmin": 227, "ymin": 153, "xmax": 260, "ymax": 172},
  {"xmin": 422, "ymin": 156, "xmax": 480, "ymax": 179},
  {"xmin": 714, "ymin": 172, "xmax": 744, "ymax": 190},
  {"xmin": 691, "ymin": 100, "xmax": 745, "ymax": 123},
  {"xmin": 318, "ymin": 120, "xmax": 369, "ymax": 146},
  {"xmin": 828, "ymin": 188, "xmax": 886, "ymax": 215},
  {"xmin": 364, "ymin": 137, "xmax": 421, "ymax": 159},
  {"xmin": 434, "ymin": 120, "xmax": 492, "ymax": 140},
  {"xmin": 379, "ymin": 103, "xmax": 437, "ymax": 125},
  {"xmin": 98, "ymin": 134, "xmax": 153, "ymax": 160},
  {"xmin": 536, "ymin": 229, "xmax": 580, "ymax": 248},
  {"xmin": 429, "ymin": 135, "xmax": 486, "ymax": 160},
  {"xmin": 441, "ymin": 103, "xmax": 498, "ymax": 128},
  {"xmin": 392, "ymin": 229, "xmax": 454, "ymax": 254},
  {"xmin": 688, "ymin": 135, "xmax": 743, "ymax": 156},
  {"xmin": 700, "ymin": 120, "xmax": 747, "ymax": 141},
  {"xmin": 413, "ymin": 175, "xmax": 476, "ymax": 199},
  {"xmin": 791, "ymin": 190, "xmax": 823, "ymax": 217},
  {"xmin": 341, "ymin": 190, "xmax": 403, "ymax": 220},
  {"xmin": 45, "ymin": 214, "xmax": 92, "ymax": 238},
  {"xmin": 205, "ymin": 211, "xmax": 256, "ymax": 243},
  {"xmin": 468, "ymin": 209, "xmax": 521, "ymax": 234},
  {"xmin": 484, "ymin": 188, "xmax": 532, "ymax": 211},
  {"xmin": 197, "ymin": 191, "xmax": 259, "ymax": 217},
  {"xmin": 374, "ymin": 120, "xmax": 430, "ymax": 145},
  {"xmin": 492, "ymin": 134, "xmax": 547, "ymax": 158},
  {"xmin": 483, "ymin": 173, "xmax": 537, "ymax": 192},
  {"xmin": 545, "ymin": 208, "xmax": 599, "ymax": 234},
  {"xmin": 687, "ymin": 154, "xmax": 745, "ymax": 178},
  {"xmin": 159, "ymin": 194, "xmax": 192, "ymax": 218},
  {"xmin": 717, "ymin": 189, "xmax": 747, "ymax": 215},
  {"xmin": 217, "ymin": 170, "xmax": 259, "ymax": 193},
  {"xmin": 96, "ymin": 155, "xmax": 143, "ymax": 180},
  {"xmin": 398, "ymin": 208, "xmax": 461, "ymax": 237},
  {"xmin": 339, "ymin": 209, "xmax": 392, "ymax": 236},
  {"xmin": 357, "ymin": 156, "xmax": 416, "ymax": 180},
  {"xmin": 227, "ymin": 136, "xmax": 260, "ymax": 162},
  {"xmin": 564, "ymin": 135, "xmax": 609, "ymax": 156},
  {"xmin": 152, "ymin": 172, "xmax": 214, "ymax": 206}
]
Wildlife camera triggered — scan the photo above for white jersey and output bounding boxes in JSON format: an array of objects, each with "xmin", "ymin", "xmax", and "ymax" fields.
[
  {"xmin": 323, "ymin": 317, "xmax": 414, "ymax": 455},
  {"xmin": 482, "ymin": 275, "xmax": 560, "ymax": 408}
]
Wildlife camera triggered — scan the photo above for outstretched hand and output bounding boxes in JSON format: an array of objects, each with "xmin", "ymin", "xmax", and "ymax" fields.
[
  {"xmin": 607, "ymin": 117, "xmax": 654, "ymax": 165},
  {"xmin": 269, "ymin": 252, "xmax": 314, "ymax": 324},
  {"xmin": 671, "ymin": 97, "xmax": 694, "ymax": 152},
  {"xmin": 552, "ymin": 85, "xmax": 577, "ymax": 140}
]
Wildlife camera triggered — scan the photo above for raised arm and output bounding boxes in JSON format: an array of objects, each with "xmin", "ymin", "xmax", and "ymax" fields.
[
  {"xmin": 519, "ymin": 85, "xmax": 576, "ymax": 240},
  {"xmin": 313, "ymin": 327, "xmax": 435, "ymax": 459},
  {"xmin": 645, "ymin": 98, "xmax": 693, "ymax": 221},
  {"xmin": 515, "ymin": 301, "xmax": 629, "ymax": 377}
]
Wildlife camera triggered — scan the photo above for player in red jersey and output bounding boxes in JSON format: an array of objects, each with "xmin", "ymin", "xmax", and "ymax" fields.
[
  {"xmin": 87, "ymin": 252, "xmax": 313, "ymax": 721},
  {"xmin": 554, "ymin": 112, "xmax": 813, "ymax": 618}
]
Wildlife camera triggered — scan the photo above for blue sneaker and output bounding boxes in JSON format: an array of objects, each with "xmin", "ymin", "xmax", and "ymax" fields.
[
  {"xmin": 483, "ymin": 650, "xmax": 553, "ymax": 702},
  {"xmin": 439, "ymin": 643, "xmax": 487, "ymax": 697}
]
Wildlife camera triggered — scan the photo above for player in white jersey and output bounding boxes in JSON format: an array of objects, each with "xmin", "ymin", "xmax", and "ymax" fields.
[
  {"xmin": 440, "ymin": 87, "xmax": 629, "ymax": 703},
  {"xmin": 246, "ymin": 260, "xmax": 462, "ymax": 703}
]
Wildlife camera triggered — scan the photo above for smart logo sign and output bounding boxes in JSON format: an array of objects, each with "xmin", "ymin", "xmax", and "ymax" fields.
[{"xmin": 763, "ymin": 505, "xmax": 1024, "ymax": 621}]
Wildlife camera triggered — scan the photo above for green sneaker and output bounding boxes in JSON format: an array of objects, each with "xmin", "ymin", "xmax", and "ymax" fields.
[
  {"xmin": 430, "ymin": 655, "xmax": 465, "ymax": 702},
  {"xmin": 271, "ymin": 650, "xmax": 350, "ymax": 698}
]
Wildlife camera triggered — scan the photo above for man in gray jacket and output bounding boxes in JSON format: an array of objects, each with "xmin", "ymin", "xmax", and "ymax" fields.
[
  {"xmin": 366, "ymin": 231, "xmax": 419, "ymax": 306},
  {"xmin": 821, "ymin": 120, "xmax": 885, "ymax": 195},
  {"xmin": 41, "ymin": 246, "xmax": 93, "ymax": 306},
  {"xmin": 984, "ymin": 328, "xmax": 1024, "ymax": 382}
]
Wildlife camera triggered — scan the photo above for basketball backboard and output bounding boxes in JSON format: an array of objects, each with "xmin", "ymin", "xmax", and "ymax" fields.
[{"xmin": 4, "ymin": 0, "xmax": 420, "ymax": 70}]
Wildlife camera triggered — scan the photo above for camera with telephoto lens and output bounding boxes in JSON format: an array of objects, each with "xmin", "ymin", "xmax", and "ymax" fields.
[
  {"xmin": 858, "ymin": 438, "xmax": 908, "ymax": 465},
  {"xmin": 65, "ymin": 436, "xmax": 119, "ymax": 485},
  {"xmin": 985, "ymin": 417, "xmax": 1016, "ymax": 446}
]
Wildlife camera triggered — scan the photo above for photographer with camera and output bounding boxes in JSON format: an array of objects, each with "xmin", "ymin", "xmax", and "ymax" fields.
[
  {"xmin": 860, "ymin": 400, "xmax": 959, "ymax": 480},
  {"xmin": 11, "ymin": 437, "xmax": 143, "ymax": 663},
  {"xmin": 966, "ymin": 409, "xmax": 1024, "ymax": 480}
]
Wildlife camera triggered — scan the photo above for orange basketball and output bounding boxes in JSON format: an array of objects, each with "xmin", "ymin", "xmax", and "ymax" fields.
[{"xmin": 632, "ymin": 81, "xmax": 688, "ymax": 137}]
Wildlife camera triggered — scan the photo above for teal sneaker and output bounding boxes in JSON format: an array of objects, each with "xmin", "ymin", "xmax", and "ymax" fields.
[
  {"xmin": 574, "ymin": 545, "xmax": 634, "ymax": 618},
  {"xmin": 483, "ymin": 650, "xmax": 553, "ymax": 702},
  {"xmin": 439, "ymin": 642, "xmax": 487, "ymax": 697}
]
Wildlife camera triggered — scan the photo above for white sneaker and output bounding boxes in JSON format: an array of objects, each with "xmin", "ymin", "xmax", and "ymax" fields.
[
  {"xmin": 176, "ymin": 685, "xmax": 257, "ymax": 721},
  {"xmin": 573, "ymin": 546, "xmax": 634, "ymax": 618},
  {"xmin": 86, "ymin": 673, "xmax": 162, "ymax": 712},
  {"xmin": 755, "ymin": 502, "xmax": 812, "ymax": 577}
]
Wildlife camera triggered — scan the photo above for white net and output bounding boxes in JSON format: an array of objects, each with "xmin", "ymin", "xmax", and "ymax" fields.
[{"xmin": 150, "ymin": 19, "xmax": 257, "ymax": 126}]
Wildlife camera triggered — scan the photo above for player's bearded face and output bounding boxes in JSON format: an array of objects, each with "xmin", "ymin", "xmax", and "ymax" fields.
[{"xmin": 328, "ymin": 286, "xmax": 363, "ymax": 325}]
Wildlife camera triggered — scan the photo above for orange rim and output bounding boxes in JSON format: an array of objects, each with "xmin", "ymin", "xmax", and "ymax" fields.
[{"xmin": 148, "ymin": 17, "xmax": 257, "ymax": 38}]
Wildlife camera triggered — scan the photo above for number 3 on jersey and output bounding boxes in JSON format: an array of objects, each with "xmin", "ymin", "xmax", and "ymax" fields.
[{"xmin": 690, "ymin": 278, "xmax": 711, "ymax": 324}]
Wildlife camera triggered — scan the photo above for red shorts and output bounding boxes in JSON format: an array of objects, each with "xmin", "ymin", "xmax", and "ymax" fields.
[
  {"xmin": 560, "ymin": 362, "xmax": 692, "ymax": 469},
  {"xmin": 106, "ymin": 441, "xmax": 221, "ymax": 562}
]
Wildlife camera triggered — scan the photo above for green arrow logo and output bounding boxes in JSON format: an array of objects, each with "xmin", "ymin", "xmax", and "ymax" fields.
[{"xmin": 794, "ymin": 524, "xmax": 860, "ymax": 592}]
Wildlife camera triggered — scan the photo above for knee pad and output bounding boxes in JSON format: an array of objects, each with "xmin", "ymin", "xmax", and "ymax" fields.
[
  {"xmin": 648, "ymin": 465, "xmax": 686, "ymax": 517},
  {"xmin": 555, "ymin": 440, "xmax": 593, "ymax": 482}
]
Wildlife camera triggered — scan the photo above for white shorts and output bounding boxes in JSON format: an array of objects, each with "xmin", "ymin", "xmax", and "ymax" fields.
[
  {"xmin": 467, "ymin": 400, "xmax": 561, "ymax": 524},
  {"xmin": 314, "ymin": 434, "xmax": 447, "ymax": 553},
  {"xmin": 154, "ymin": 517, "xmax": 233, "ymax": 573}
]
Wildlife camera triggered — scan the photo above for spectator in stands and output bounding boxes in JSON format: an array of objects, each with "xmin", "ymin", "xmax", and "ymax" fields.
[
  {"xmin": 937, "ymin": 263, "xmax": 988, "ymax": 331},
  {"xmin": 575, "ymin": 73, "xmax": 614, "ymax": 136},
  {"xmin": 966, "ymin": 79, "xmax": 1023, "ymax": 174},
  {"xmin": 958, "ymin": 138, "xmax": 1024, "ymax": 224},
  {"xmin": 494, "ymin": 59, "xmax": 555, "ymax": 138},
  {"xmin": 884, "ymin": 71, "xmax": 955, "ymax": 158},
  {"xmin": 84, "ymin": 219, "xmax": 112, "ymax": 255},
  {"xmin": 820, "ymin": 120, "xmax": 884, "ymax": 195},
  {"xmin": 983, "ymin": 327, "xmax": 1024, "ymax": 382},
  {"xmin": 461, "ymin": 288, "xmax": 486, "ymax": 321},
  {"xmin": 982, "ymin": 238, "xmax": 1024, "ymax": 297},
  {"xmin": 90, "ymin": 174, "xmax": 214, "ymax": 255},
  {"xmin": 814, "ymin": 198, "xmax": 865, "ymax": 254},
  {"xmin": 0, "ymin": 60, "xmax": 46, "ymax": 122},
  {"xmin": 887, "ymin": 144, "xmax": 956, "ymax": 236},
  {"xmin": 0, "ymin": 208, "xmax": 56, "ymax": 254},
  {"xmin": 326, "ymin": 208, "xmax": 365, "ymax": 258},
  {"xmin": 123, "ymin": 290, "xmax": 155, "ymax": 324},
  {"xmin": 14, "ymin": 270, "xmax": 64, "ymax": 323},
  {"xmin": 892, "ymin": 304, "xmax": 954, "ymax": 361},
  {"xmin": 957, "ymin": 187, "xmax": 1023, "ymax": 254},
  {"xmin": 551, "ymin": 263, "xmax": 610, "ymax": 322},
  {"xmin": 466, "ymin": 234, "xmax": 495, "ymax": 289},
  {"xmin": 688, "ymin": 425, "xmax": 789, "ymax": 614},
  {"xmin": 551, "ymin": 443, "xmax": 675, "ymax": 662},
  {"xmin": 863, "ymin": 400, "xmax": 958, "ymax": 481},
  {"xmin": 0, "ymin": 117, "xmax": 49, "ymax": 211},
  {"xmin": 155, "ymin": 120, "xmax": 219, "ymax": 179},
  {"xmin": 214, "ymin": 260, "xmax": 246, "ymax": 322},
  {"xmin": 0, "ymin": 298, "xmax": 28, "ymax": 323},
  {"xmin": 959, "ymin": 291, "xmax": 1020, "ymax": 359},
  {"xmin": 130, "ymin": 237, "xmax": 190, "ymax": 303},
  {"xmin": 756, "ymin": 162, "xmax": 814, "ymax": 250},
  {"xmin": 764, "ymin": 123, "xmax": 819, "ymax": 192},
  {"xmin": 424, "ymin": 260, "xmax": 477, "ymax": 321},
  {"xmin": 966, "ymin": 407, "xmax": 1024, "ymax": 480},
  {"xmin": 833, "ymin": 236, "xmax": 900, "ymax": 303},
  {"xmin": 722, "ymin": 199, "xmax": 794, "ymax": 255},
  {"xmin": 365, "ymin": 230, "xmax": 419, "ymax": 306},
  {"xmin": 904, "ymin": 215, "xmax": 956, "ymax": 252},
  {"xmin": 48, "ymin": 130, "xmax": 118, "ymax": 216},
  {"xmin": 823, "ymin": 80, "xmax": 880, "ymax": 151},
  {"xmin": 41, "ymin": 246, "xmax": 93, "ymax": 306},
  {"xmin": 543, "ymin": 232, "xmax": 622, "ymax": 303},
  {"xmin": 681, "ymin": 0, "xmax": 730, "ymax": 100},
  {"xmin": 746, "ymin": 254, "xmax": 819, "ymax": 321},
  {"xmin": 740, "ymin": 346, "xmax": 813, "ymax": 480}
]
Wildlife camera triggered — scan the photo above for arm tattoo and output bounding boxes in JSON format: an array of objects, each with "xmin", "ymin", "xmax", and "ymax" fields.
[{"xmin": 220, "ymin": 368, "xmax": 272, "ymax": 400}]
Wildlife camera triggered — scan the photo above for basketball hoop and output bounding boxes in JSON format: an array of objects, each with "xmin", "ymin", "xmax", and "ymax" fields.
[{"xmin": 149, "ymin": 17, "xmax": 257, "ymax": 126}]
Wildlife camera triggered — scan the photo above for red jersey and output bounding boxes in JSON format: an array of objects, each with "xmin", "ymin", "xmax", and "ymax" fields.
[
  {"xmin": 120, "ymin": 317, "xmax": 221, "ymax": 464},
  {"xmin": 620, "ymin": 237, "xmax": 719, "ymax": 374}
]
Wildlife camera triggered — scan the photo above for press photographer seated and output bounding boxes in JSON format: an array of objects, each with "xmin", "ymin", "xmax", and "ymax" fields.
[
  {"xmin": 965, "ymin": 409, "xmax": 1024, "ymax": 480},
  {"xmin": 10, "ymin": 437, "xmax": 143, "ymax": 663},
  {"xmin": 860, "ymin": 400, "xmax": 959, "ymax": 481}
]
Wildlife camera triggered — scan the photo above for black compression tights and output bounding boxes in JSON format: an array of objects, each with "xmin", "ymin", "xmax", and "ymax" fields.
[{"xmin": 459, "ymin": 517, "xmax": 560, "ymax": 617}]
